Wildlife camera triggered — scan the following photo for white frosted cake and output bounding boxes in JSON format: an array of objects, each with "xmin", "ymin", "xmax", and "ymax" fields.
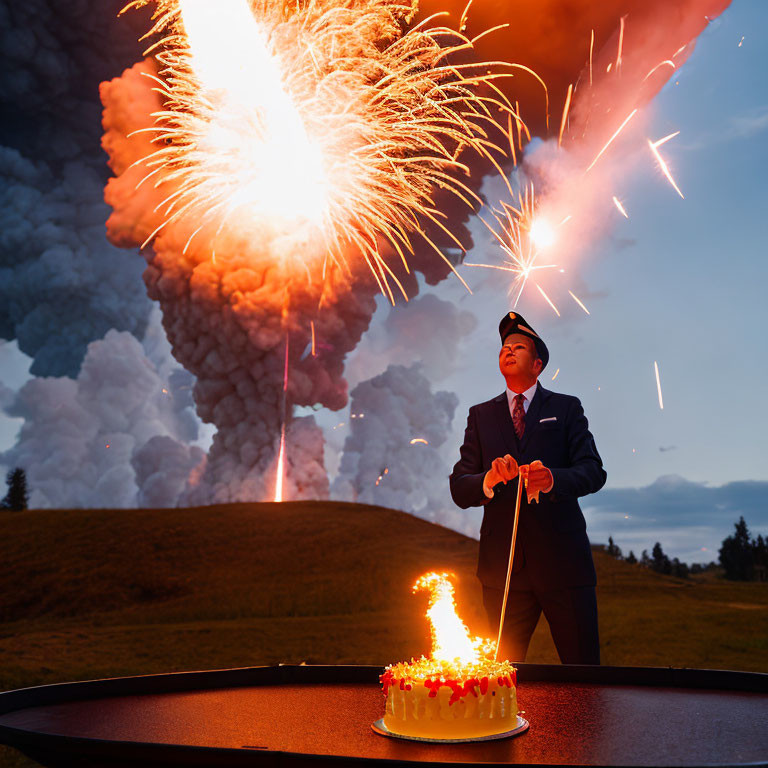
[{"xmin": 380, "ymin": 658, "xmax": 518, "ymax": 739}]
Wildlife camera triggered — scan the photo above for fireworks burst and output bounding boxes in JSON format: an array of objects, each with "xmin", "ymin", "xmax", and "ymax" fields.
[
  {"xmin": 465, "ymin": 182, "xmax": 560, "ymax": 307},
  {"xmin": 464, "ymin": 14, "xmax": 695, "ymax": 318},
  {"xmin": 121, "ymin": 0, "xmax": 514, "ymax": 301}
]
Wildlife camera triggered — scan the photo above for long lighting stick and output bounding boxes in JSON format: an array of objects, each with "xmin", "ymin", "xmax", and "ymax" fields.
[{"xmin": 494, "ymin": 471, "xmax": 524, "ymax": 661}]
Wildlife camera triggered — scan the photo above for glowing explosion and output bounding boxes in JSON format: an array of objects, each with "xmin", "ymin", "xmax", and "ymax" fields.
[
  {"xmin": 102, "ymin": 0, "xmax": 511, "ymax": 503},
  {"xmin": 121, "ymin": 0, "xmax": 511, "ymax": 300}
]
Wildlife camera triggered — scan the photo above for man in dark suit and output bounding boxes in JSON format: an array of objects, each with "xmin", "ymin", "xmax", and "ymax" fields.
[{"xmin": 449, "ymin": 311, "xmax": 606, "ymax": 664}]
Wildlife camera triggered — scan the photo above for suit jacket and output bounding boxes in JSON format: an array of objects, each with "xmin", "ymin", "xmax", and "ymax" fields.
[{"xmin": 449, "ymin": 383, "xmax": 606, "ymax": 591}]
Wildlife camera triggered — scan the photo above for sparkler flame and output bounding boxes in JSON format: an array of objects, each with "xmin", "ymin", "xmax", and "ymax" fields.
[{"xmin": 414, "ymin": 572, "xmax": 495, "ymax": 665}]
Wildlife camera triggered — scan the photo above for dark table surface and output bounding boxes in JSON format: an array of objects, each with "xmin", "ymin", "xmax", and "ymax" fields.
[{"xmin": 0, "ymin": 665, "xmax": 766, "ymax": 767}]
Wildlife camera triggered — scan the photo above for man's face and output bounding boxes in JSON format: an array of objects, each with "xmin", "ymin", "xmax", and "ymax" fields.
[{"xmin": 498, "ymin": 333, "xmax": 542, "ymax": 382}]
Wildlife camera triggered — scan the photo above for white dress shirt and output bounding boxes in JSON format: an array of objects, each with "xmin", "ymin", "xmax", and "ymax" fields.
[{"xmin": 505, "ymin": 382, "xmax": 538, "ymax": 417}]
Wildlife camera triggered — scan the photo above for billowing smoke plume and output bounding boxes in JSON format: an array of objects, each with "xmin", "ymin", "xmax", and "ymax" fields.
[
  {"xmin": 332, "ymin": 364, "xmax": 464, "ymax": 525},
  {"xmin": 0, "ymin": 147, "xmax": 151, "ymax": 377},
  {"xmin": 345, "ymin": 294, "xmax": 478, "ymax": 388},
  {"xmin": 415, "ymin": 0, "xmax": 731, "ymax": 139},
  {"xmin": 0, "ymin": 1, "xmax": 153, "ymax": 377},
  {"xmin": 99, "ymin": 0, "xmax": 488, "ymax": 505},
  {"xmin": 1, "ymin": 314, "xmax": 205, "ymax": 508}
]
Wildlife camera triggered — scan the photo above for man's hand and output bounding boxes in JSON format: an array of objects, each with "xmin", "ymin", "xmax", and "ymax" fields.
[
  {"xmin": 483, "ymin": 454, "xmax": 519, "ymax": 497},
  {"xmin": 519, "ymin": 459, "xmax": 554, "ymax": 503}
]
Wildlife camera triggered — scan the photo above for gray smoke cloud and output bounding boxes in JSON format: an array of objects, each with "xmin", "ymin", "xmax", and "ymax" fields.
[
  {"xmin": 344, "ymin": 293, "xmax": 478, "ymax": 388},
  {"xmin": 323, "ymin": 291, "xmax": 478, "ymax": 494},
  {"xmin": 1, "ymin": 312, "xmax": 206, "ymax": 508},
  {"xmin": 0, "ymin": 0, "xmax": 152, "ymax": 377},
  {"xmin": 331, "ymin": 363, "xmax": 480, "ymax": 536}
]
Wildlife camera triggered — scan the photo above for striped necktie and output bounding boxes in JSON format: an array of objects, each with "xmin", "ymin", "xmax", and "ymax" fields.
[{"xmin": 512, "ymin": 394, "xmax": 526, "ymax": 439}]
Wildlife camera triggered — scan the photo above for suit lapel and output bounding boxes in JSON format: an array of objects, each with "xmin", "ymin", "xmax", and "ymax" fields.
[
  {"xmin": 494, "ymin": 393, "xmax": 519, "ymax": 457},
  {"xmin": 520, "ymin": 382, "xmax": 549, "ymax": 453}
]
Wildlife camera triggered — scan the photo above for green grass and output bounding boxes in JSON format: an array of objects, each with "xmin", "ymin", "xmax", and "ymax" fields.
[{"xmin": 0, "ymin": 501, "xmax": 766, "ymax": 767}]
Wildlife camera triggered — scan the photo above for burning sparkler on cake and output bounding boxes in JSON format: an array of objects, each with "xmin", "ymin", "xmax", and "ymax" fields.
[{"xmin": 377, "ymin": 572, "xmax": 524, "ymax": 741}]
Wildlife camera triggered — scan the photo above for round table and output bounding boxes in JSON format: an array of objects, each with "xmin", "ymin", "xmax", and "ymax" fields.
[{"xmin": 0, "ymin": 664, "xmax": 766, "ymax": 766}]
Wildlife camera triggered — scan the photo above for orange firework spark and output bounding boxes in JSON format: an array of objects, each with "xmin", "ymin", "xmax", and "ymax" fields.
[
  {"xmin": 120, "ymin": 0, "xmax": 521, "ymax": 303},
  {"xmin": 558, "ymin": 83, "xmax": 573, "ymax": 147},
  {"xmin": 616, "ymin": 15, "xmax": 626, "ymax": 73},
  {"xmin": 274, "ymin": 334, "xmax": 290, "ymax": 502},
  {"xmin": 551, "ymin": 367, "xmax": 560, "ymax": 381},
  {"xmin": 410, "ymin": 437, "xmax": 429, "ymax": 445},
  {"xmin": 642, "ymin": 59, "xmax": 675, "ymax": 82},
  {"xmin": 612, "ymin": 195, "xmax": 629, "ymax": 218},
  {"xmin": 648, "ymin": 132, "xmax": 684, "ymax": 199},
  {"xmin": 585, "ymin": 108, "xmax": 638, "ymax": 172},
  {"xmin": 568, "ymin": 290, "xmax": 590, "ymax": 315},
  {"xmin": 536, "ymin": 283, "xmax": 560, "ymax": 316}
]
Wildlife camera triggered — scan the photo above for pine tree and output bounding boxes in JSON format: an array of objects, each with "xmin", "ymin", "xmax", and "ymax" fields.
[
  {"xmin": 651, "ymin": 542, "xmax": 671, "ymax": 575},
  {"xmin": 607, "ymin": 536, "xmax": 622, "ymax": 558},
  {"xmin": 2, "ymin": 468, "xmax": 29, "ymax": 511},
  {"xmin": 626, "ymin": 550, "xmax": 637, "ymax": 565},
  {"xmin": 719, "ymin": 517, "xmax": 754, "ymax": 581},
  {"xmin": 753, "ymin": 534, "xmax": 767, "ymax": 577},
  {"xmin": 640, "ymin": 549, "xmax": 650, "ymax": 567}
]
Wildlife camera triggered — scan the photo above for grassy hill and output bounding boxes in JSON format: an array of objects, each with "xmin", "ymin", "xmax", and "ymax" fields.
[{"xmin": 1, "ymin": 500, "xmax": 766, "ymax": 766}]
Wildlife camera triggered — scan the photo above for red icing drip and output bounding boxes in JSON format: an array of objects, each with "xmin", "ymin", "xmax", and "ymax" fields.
[
  {"xmin": 446, "ymin": 679, "xmax": 463, "ymax": 705},
  {"xmin": 379, "ymin": 670, "xmax": 395, "ymax": 697},
  {"xmin": 381, "ymin": 668, "xmax": 515, "ymax": 702}
]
